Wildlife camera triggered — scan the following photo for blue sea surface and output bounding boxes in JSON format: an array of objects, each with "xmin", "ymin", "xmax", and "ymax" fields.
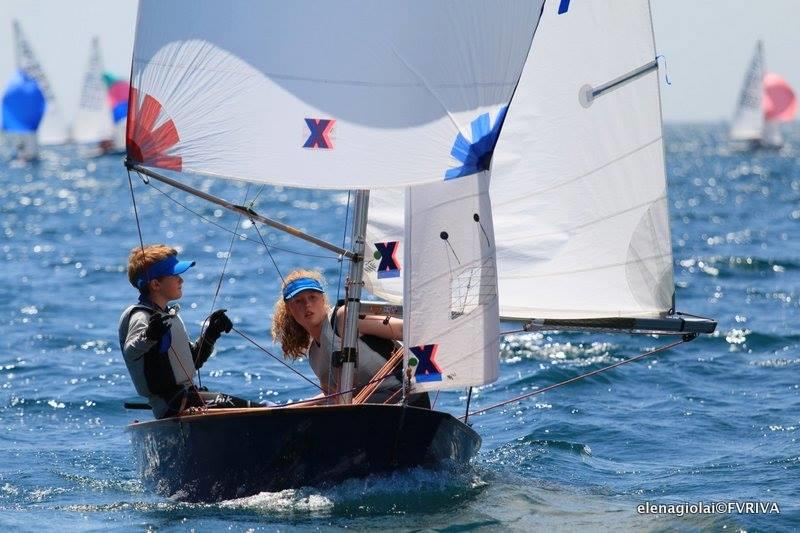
[{"xmin": 0, "ymin": 123, "xmax": 798, "ymax": 531}]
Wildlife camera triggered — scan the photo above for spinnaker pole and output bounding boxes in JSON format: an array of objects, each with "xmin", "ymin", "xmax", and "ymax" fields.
[{"xmin": 125, "ymin": 160, "xmax": 354, "ymax": 259}]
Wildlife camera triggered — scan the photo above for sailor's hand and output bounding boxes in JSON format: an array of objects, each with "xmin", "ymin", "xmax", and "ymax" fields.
[
  {"xmin": 145, "ymin": 313, "xmax": 171, "ymax": 341},
  {"xmin": 205, "ymin": 309, "xmax": 233, "ymax": 342}
]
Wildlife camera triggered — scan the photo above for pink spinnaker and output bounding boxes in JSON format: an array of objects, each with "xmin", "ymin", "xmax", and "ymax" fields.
[{"xmin": 763, "ymin": 72, "xmax": 797, "ymax": 122}]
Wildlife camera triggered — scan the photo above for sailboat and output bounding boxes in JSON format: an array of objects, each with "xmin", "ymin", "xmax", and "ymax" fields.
[
  {"xmin": 730, "ymin": 40, "xmax": 797, "ymax": 150},
  {"xmin": 10, "ymin": 20, "xmax": 70, "ymax": 148},
  {"xmin": 73, "ymin": 37, "xmax": 129, "ymax": 156},
  {"xmin": 121, "ymin": 0, "xmax": 716, "ymax": 502},
  {"xmin": 1, "ymin": 69, "xmax": 45, "ymax": 162}
]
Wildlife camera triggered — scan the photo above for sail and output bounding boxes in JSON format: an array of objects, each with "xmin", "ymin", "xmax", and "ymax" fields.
[
  {"xmin": 368, "ymin": 0, "xmax": 675, "ymax": 321},
  {"xmin": 2, "ymin": 70, "xmax": 45, "ymax": 133},
  {"xmin": 763, "ymin": 72, "xmax": 797, "ymax": 123},
  {"xmin": 730, "ymin": 41, "xmax": 764, "ymax": 141},
  {"xmin": 128, "ymin": 0, "xmax": 544, "ymax": 188},
  {"xmin": 74, "ymin": 38, "xmax": 115, "ymax": 144},
  {"xmin": 404, "ymin": 173, "xmax": 499, "ymax": 392},
  {"xmin": 13, "ymin": 21, "xmax": 69, "ymax": 145}
]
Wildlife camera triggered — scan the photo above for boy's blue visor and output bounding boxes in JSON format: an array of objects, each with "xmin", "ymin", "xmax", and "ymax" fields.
[
  {"xmin": 283, "ymin": 278, "xmax": 324, "ymax": 301},
  {"xmin": 137, "ymin": 255, "xmax": 195, "ymax": 289}
]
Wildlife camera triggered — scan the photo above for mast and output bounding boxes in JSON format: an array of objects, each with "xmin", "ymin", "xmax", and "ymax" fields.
[{"xmin": 338, "ymin": 190, "xmax": 370, "ymax": 403}]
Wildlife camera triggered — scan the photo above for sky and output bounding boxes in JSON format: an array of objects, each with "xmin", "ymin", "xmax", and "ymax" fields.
[{"xmin": 0, "ymin": 0, "xmax": 798, "ymax": 124}]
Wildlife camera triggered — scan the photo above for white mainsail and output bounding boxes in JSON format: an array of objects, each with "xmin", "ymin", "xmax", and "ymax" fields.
[
  {"xmin": 73, "ymin": 37, "xmax": 115, "ymax": 144},
  {"xmin": 128, "ymin": 0, "xmax": 543, "ymax": 189},
  {"xmin": 13, "ymin": 21, "xmax": 70, "ymax": 145},
  {"xmin": 367, "ymin": 0, "xmax": 675, "ymax": 321},
  {"xmin": 404, "ymin": 174, "xmax": 499, "ymax": 392},
  {"xmin": 730, "ymin": 40, "xmax": 764, "ymax": 142}
]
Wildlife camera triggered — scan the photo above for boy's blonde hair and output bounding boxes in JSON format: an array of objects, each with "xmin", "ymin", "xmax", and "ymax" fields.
[
  {"xmin": 271, "ymin": 269, "xmax": 329, "ymax": 358},
  {"xmin": 127, "ymin": 244, "xmax": 177, "ymax": 291}
]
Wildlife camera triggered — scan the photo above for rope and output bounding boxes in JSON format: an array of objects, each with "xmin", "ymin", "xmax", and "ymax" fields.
[
  {"xmin": 281, "ymin": 369, "xmax": 397, "ymax": 408},
  {"xmin": 460, "ymin": 334, "xmax": 695, "ymax": 420},
  {"xmin": 250, "ymin": 220, "xmax": 285, "ymax": 286},
  {"xmin": 231, "ymin": 326, "xmax": 323, "ymax": 392},
  {"xmin": 139, "ymin": 176, "xmax": 338, "ymax": 260},
  {"xmin": 191, "ymin": 186, "xmax": 249, "ymax": 389},
  {"xmin": 353, "ymin": 347, "xmax": 402, "ymax": 404},
  {"xmin": 126, "ymin": 169, "xmax": 145, "ymax": 254}
]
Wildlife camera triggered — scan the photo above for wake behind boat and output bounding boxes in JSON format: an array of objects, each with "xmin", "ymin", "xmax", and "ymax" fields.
[{"xmin": 120, "ymin": 0, "xmax": 715, "ymax": 502}]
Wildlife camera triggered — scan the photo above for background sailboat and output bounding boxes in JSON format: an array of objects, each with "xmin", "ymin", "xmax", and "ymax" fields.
[
  {"xmin": 1, "ymin": 69, "xmax": 44, "ymax": 161},
  {"xmin": 73, "ymin": 37, "xmax": 129, "ymax": 156},
  {"xmin": 12, "ymin": 20, "xmax": 70, "ymax": 147},
  {"xmin": 730, "ymin": 40, "xmax": 797, "ymax": 150}
]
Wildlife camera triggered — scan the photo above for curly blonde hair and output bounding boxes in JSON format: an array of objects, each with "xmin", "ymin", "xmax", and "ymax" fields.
[{"xmin": 271, "ymin": 269, "xmax": 330, "ymax": 359}]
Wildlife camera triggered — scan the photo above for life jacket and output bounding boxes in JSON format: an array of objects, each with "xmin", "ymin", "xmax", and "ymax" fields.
[
  {"xmin": 331, "ymin": 301, "xmax": 403, "ymax": 382},
  {"xmin": 119, "ymin": 303, "xmax": 182, "ymax": 397}
]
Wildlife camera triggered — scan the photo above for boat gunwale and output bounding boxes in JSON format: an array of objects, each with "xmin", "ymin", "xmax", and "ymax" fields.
[{"xmin": 125, "ymin": 402, "xmax": 467, "ymax": 430}]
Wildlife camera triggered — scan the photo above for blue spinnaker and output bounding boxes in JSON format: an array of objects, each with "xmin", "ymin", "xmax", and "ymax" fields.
[{"xmin": 2, "ymin": 69, "xmax": 46, "ymax": 133}]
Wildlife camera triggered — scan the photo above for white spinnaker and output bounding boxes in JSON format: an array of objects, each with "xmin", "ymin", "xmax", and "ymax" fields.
[
  {"xmin": 74, "ymin": 37, "xmax": 114, "ymax": 144},
  {"xmin": 129, "ymin": 0, "xmax": 543, "ymax": 189},
  {"xmin": 369, "ymin": 0, "xmax": 675, "ymax": 320},
  {"xmin": 13, "ymin": 21, "xmax": 70, "ymax": 145},
  {"xmin": 730, "ymin": 40, "xmax": 764, "ymax": 142},
  {"xmin": 404, "ymin": 173, "xmax": 499, "ymax": 392}
]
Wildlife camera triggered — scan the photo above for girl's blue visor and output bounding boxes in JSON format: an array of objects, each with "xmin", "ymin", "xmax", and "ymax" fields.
[{"xmin": 283, "ymin": 278, "xmax": 324, "ymax": 300}]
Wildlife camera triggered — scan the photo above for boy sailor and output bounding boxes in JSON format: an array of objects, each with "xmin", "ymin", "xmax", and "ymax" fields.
[{"xmin": 119, "ymin": 244, "xmax": 253, "ymax": 419}]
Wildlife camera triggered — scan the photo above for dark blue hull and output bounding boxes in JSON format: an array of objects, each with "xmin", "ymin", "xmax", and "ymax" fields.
[{"xmin": 127, "ymin": 404, "xmax": 481, "ymax": 502}]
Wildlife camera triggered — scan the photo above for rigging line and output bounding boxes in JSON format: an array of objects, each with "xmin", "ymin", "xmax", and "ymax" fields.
[
  {"xmin": 126, "ymin": 169, "xmax": 146, "ymax": 254},
  {"xmin": 194, "ymin": 186, "xmax": 249, "ymax": 385},
  {"xmin": 336, "ymin": 190, "xmax": 352, "ymax": 304},
  {"xmin": 279, "ymin": 369, "xmax": 397, "ymax": 408},
  {"xmin": 460, "ymin": 334, "xmax": 695, "ymax": 421},
  {"xmin": 140, "ymin": 177, "xmax": 338, "ymax": 260},
  {"xmin": 231, "ymin": 326, "xmax": 323, "ymax": 392},
  {"xmin": 250, "ymin": 221, "xmax": 285, "ymax": 286}
]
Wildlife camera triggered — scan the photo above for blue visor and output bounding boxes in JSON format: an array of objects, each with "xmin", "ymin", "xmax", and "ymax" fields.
[
  {"xmin": 283, "ymin": 277, "xmax": 324, "ymax": 301},
  {"xmin": 137, "ymin": 255, "xmax": 195, "ymax": 289}
]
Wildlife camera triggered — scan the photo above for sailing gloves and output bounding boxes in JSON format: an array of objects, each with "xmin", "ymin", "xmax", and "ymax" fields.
[
  {"xmin": 204, "ymin": 309, "xmax": 233, "ymax": 343},
  {"xmin": 145, "ymin": 312, "xmax": 172, "ymax": 341}
]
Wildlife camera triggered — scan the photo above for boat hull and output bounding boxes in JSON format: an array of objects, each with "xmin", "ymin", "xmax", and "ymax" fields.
[{"xmin": 127, "ymin": 403, "xmax": 480, "ymax": 502}]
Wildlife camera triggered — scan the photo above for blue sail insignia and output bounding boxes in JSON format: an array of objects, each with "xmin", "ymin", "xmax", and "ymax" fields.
[{"xmin": 444, "ymin": 106, "xmax": 508, "ymax": 180}]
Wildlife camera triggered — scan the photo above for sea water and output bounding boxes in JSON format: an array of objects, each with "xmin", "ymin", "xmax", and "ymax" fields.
[{"xmin": 0, "ymin": 123, "xmax": 797, "ymax": 531}]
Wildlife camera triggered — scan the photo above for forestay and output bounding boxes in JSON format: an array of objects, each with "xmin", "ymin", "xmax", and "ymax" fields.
[
  {"xmin": 367, "ymin": 0, "xmax": 676, "ymax": 321},
  {"xmin": 730, "ymin": 41, "xmax": 764, "ymax": 142},
  {"xmin": 404, "ymin": 174, "xmax": 499, "ymax": 392},
  {"xmin": 128, "ymin": 0, "xmax": 543, "ymax": 189},
  {"xmin": 74, "ymin": 37, "xmax": 115, "ymax": 144},
  {"xmin": 13, "ymin": 21, "xmax": 69, "ymax": 145}
]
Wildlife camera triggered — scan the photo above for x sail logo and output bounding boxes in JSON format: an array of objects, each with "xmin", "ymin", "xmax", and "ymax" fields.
[
  {"xmin": 374, "ymin": 241, "xmax": 401, "ymax": 279},
  {"xmin": 410, "ymin": 344, "xmax": 442, "ymax": 383},
  {"xmin": 303, "ymin": 118, "xmax": 335, "ymax": 149}
]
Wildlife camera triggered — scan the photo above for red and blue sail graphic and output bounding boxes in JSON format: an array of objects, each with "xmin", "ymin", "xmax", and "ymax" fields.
[
  {"xmin": 126, "ymin": 87, "xmax": 182, "ymax": 171},
  {"xmin": 410, "ymin": 344, "xmax": 442, "ymax": 383},
  {"xmin": 444, "ymin": 106, "xmax": 507, "ymax": 180},
  {"xmin": 374, "ymin": 241, "xmax": 401, "ymax": 279},
  {"xmin": 303, "ymin": 118, "xmax": 335, "ymax": 149}
]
